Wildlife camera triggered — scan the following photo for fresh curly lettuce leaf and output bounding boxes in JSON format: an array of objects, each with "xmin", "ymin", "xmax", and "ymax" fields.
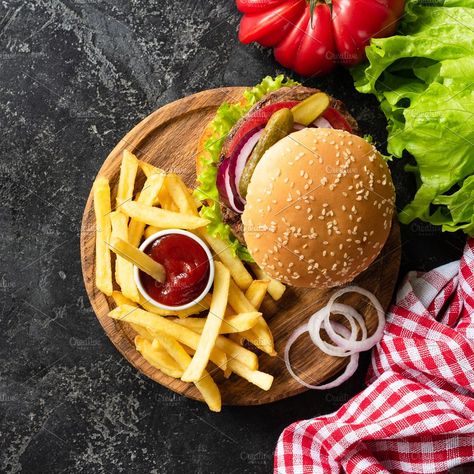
[
  {"xmin": 352, "ymin": 0, "xmax": 474, "ymax": 234},
  {"xmin": 194, "ymin": 75, "xmax": 299, "ymax": 261}
]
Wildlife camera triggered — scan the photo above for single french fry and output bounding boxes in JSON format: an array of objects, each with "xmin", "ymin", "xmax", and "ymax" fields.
[
  {"xmin": 152, "ymin": 334, "xmax": 221, "ymax": 412},
  {"xmin": 110, "ymin": 212, "xmax": 140, "ymax": 301},
  {"xmin": 181, "ymin": 262, "xmax": 230, "ymax": 382},
  {"xmin": 135, "ymin": 335, "xmax": 183, "ymax": 379},
  {"xmin": 144, "ymin": 225, "xmax": 162, "ymax": 239},
  {"xmin": 108, "ymin": 305, "xmax": 227, "ymax": 370},
  {"xmin": 138, "ymin": 160, "xmax": 166, "ymax": 179},
  {"xmin": 165, "ymin": 174, "xmax": 199, "ymax": 216},
  {"xmin": 128, "ymin": 173, "xmax": 166, "ymax": 246},
  {"xmin": 228, "ymin": 279, "xmax": 255, "ymax": 313},
  {"xmin": 112, "ymin": 291, "xmax": 136, "ymax": 307},
  {"xmin": 109, "ymin": 237, "xmax": 166, "ymax": 283},
  {"xmin": 158, "ymin": 184, "xmax": 178, "ymax": 211},
  {"xmin": 173, "ymin": 312, "xmax": 260, "ymax": 334},
  {"xmin": 228, "ymin": 333, "xmax": 244, "ymax": 345},
  {"xmin": 122, "ymin": 201, "xmax": 209, "ymax": 230},
  {"xmin": 116, "ymin": 150, "xmax": 139, "ymax": 208},
  {"xmin": 245, "ymin": 280, "xmax": 270, "ymax": 310},
  {"xmin": 189, "ymin": 188, "xmax": 202, "ymax": 210},
  {"xmin": 200, "ymin": 232, "xmax": 253, "ymax": 291},
  {"xmin": 130, "ymin": 323, "xmax": 153, "ymax": 341},
  {"xmin": 229, "ymin": 280, "xmax": 275, "ymax": 356},
  {"xmin": 227, "ymin": 359, "xmax": 273, "ymax": 391},
  {"xmin": 214, "ymin": 335, "xmax": 258, "ymax": 370},
  {"xmin": 240, "ymin": 324, "xmax": 276, "ymax": 356},
  {"xmin": 250, "ymin": 263, "xmax": 286, "ymax": 301},
  {"xmin": 139, "ymin": 293, "xmax": 212, "ymax": 318},
  {"xmin": 111, "ymin": 291, "xmax": 152, "ymax": 339},
  {"xmin": 93, "ymin": 176, "xmax": 113, "ymax": 295}
]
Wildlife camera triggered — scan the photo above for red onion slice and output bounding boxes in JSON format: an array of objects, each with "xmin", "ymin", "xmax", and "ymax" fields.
[
  {"xmin": 325, "ymin": 286, "xmax": 385, "ymax": 353},
  {"xmin": 233, "ymin": 128, "xmax": 263, "ymax": 193},
  {"xmin": 216, "ymin": 159, "xmax": 244, "ymax": 213},
  {"xmin": 284, "ymin": 322, "xmax": 360, "ymax": 390},
  {"xmin": 313, "ymin": 116, "xmax": 332, "ymax": 128},
  {"xmin": 308, "ymin": 304, "xmax": 358, "ymax": 357}
]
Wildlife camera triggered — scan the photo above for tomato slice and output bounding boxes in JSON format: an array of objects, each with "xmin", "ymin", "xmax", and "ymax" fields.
[
  {"xmin": 323, "ymin": 107, "xmax": 353, "ymax": 133},
  {"xmin": 225, "ymin": 101, "xmax": 299, "ymax": 158},
  {"xmin": 238, "ymin": 0, "xmax": 306, "ymax": 44}
]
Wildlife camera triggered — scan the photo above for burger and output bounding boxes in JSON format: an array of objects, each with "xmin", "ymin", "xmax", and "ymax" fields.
[{"xmin": 195, "ymin": 76, "xmax": 395, "ymax": 288}]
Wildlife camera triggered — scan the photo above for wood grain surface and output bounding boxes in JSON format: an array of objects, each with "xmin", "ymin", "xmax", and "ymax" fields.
[{"xmin": 80, "ymin": 87, "xmax": 401, "ymax": 406}]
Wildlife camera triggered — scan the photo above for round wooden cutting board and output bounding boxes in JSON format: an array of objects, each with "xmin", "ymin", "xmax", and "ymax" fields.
[{"xmin": 81, "ymin": 87, "xmax": 401, "ymax": 406}]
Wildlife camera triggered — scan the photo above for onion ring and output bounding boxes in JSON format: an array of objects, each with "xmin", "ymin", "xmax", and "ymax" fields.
[
  {"xmin": 321, "ymin": 305, "xmax": 368, "ymax": 354},
  {"xmin": 325, "ymin": 286, "xmax": 385, "ymax": 352},
  {"xmin": 284, "ymin": 322, "xmax": 360, "ymax": 390},
  {"xmin": 308, "ymin": 303, "xmax": 359, "ymax": 357}
]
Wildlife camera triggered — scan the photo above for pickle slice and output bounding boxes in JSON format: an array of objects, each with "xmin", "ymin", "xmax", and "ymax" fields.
[
  {"xmin": 291, "ymin": 92, "xmax": 330, "ymax": 126},
  {"xmin": 239, "ymin": 108, "xmax": 294, "ymax": 199}
]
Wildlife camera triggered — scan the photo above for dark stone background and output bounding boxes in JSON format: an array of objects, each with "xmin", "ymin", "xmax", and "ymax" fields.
[{"xmin": 0, "ymin": 1, "xmax": 467, "ymax": 473}]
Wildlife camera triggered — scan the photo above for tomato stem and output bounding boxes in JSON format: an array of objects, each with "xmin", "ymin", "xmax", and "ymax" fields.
[{"xmin": 308, "ymin": 0, "xmax": 333, "ymax": 26}]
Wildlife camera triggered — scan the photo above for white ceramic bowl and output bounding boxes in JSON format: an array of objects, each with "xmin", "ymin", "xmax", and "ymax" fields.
[{"xmin": 134, "ymin": 229, "xmax": 214, "ymax": 311}]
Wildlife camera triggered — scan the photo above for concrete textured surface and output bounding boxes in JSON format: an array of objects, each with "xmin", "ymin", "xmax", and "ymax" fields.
[{"xmin": 0, "ymin": 1, "xmax": 467, "ymax": 473}]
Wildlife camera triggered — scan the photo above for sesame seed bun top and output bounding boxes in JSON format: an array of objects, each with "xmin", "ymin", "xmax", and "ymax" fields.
[{"xmin": 242, "ymin": 128, "xmax": 395, "ymax": 288}]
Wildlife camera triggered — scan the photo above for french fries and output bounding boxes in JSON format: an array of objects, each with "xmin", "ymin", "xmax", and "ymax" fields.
[
  {"xmin": 138, "ymin": 160, "xmax": 166, "ymax": 179},
  {"xmin": 214, "ymin": 334, "xmax": 258, "ymax": 370},
  {"xmin": 250, "ymin": 263, "xmax": 286, "ymax": 301},
  {"xmin": 157, "ymin": 184, "xmax": 178, "ymax": 211},
  {"xmin": 93, "ymin": 176, "xmax": 113, "ymax": 295},
  {"xmin": 166, "ymin": 174, "xmax": 199, "ymax": 216},
  {"xmin": 139, "ymin": 293, "xmax": 212, "ymax": 318},
  {"xmin": 227, "ymin": 359, "xmax": 273, "ymax": 391},
  {"xmin": 116, "ymin": 150, "xmax": 139, "ymax": 208},
  {"xmin": 109, "ymin": 304, "xmax": 228, "ymax": 370},
  {"xmin": 111, "ymin": 291, "xmax": 152, "ymax": 339},
  {"xmin": 152, "ymin": 334, "xmax": 221, "ymax": 412},
  {"xmin": 135, "ymin": 335, "xmax": 183, "ymax": 379},
  {"xmin": 228, "ymin": 280, "xmax": 276, "ymax": 356},
  {"xmin": 200, "ymin": 232, "xmax": 253, "ymax": 291},
  {"xmin": 245, "ymin": 280, "xmax": 270, "ymax": 310},
  {"xmin": 109, "ymin": 237, "xmax": 166, "ymax": 283},
  {"xmin": 110, "ymin": 213, "xmax": 140, "ymax": 301},
  {"xmin": 144, "ymin": 225, "xmax": 162, "ymax": 239},
  {"xmin": 128, "ymin": 173, "xmax": 166, "ymax": 246},
  {"xmin": 122, "ymin": 201, "xmax": 209, "ymax": 230},
  {"xmin": 94, "ymin": 149, "xmax": 279, "ymax": 411},
  {"xmin": 173, "ymin": 312, "xmax": 260, "ymax": 334},
  {"xmin": 181, "ymin": 262, "xmax": 230, "ymax": 382}
]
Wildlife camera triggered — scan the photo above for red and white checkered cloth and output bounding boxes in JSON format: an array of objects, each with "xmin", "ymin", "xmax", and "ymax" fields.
[{"xmin": 275, "ymin": 238, "xmax": 474, "ymax": 473}]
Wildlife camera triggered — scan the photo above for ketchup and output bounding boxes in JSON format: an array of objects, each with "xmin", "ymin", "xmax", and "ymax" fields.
[{"xmin": 139, "ymin": 234, "xmax": 210, "ymax": 307}]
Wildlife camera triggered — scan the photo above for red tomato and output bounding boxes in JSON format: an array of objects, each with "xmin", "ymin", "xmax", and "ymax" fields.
[{"xmin": 236, "ymin": 0, "xmax": 405, "ymax": 75}]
